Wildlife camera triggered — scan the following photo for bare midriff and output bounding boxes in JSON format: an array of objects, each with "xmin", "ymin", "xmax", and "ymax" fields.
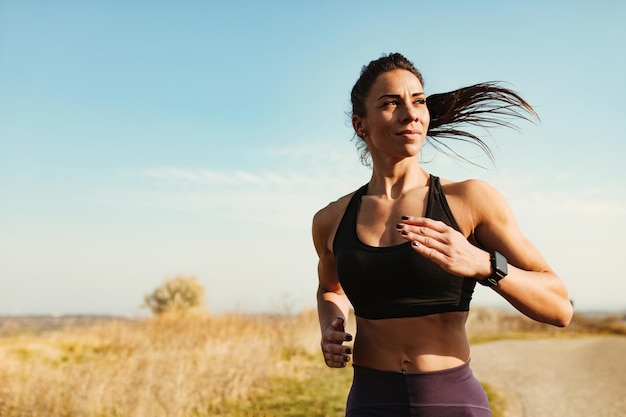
[{"xmin": 353, "ymin": 311, "xmax": 470, "ymax": 373}]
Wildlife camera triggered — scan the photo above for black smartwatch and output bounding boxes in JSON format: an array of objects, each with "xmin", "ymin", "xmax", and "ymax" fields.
[{"xmin": 479, "ymin": 251, "xmax": 508, "ymax": 287}]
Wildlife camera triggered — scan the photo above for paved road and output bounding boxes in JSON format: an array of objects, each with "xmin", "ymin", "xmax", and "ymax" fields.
[{"xmin": 470, "ymin": 336, "xmax": 626, "ymax": 417}]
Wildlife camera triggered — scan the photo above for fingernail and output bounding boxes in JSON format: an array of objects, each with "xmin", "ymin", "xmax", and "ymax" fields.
[
  {"xmin": 346, "ymin": 348, "xmax": 352, "ymax": 354},
  {"xmin": 401, "ymin": 230, "xmax": 408, "ymax": 235},
  {"xmin": 343, "ymin": 356, "xmax": 349, "ymax": 362},
  {"xmin": 401, "ymin": 215, "xmax": 409, "ymax": 220},
  {"xmin": 395, "ymin": 223, "xmax": 403, "ymax": 229},
  {"xmin": 411, "ymin": 241, "xmax": 419, "ymax": 247},
  {"xmin": 345, "ymin": 334, "xmax": 352, "ymax": 341}
]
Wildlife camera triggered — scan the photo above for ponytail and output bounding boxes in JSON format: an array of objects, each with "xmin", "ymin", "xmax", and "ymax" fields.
[{"xmin": 426, "ymin": 82, "xmax": 538, "ymax": 164}]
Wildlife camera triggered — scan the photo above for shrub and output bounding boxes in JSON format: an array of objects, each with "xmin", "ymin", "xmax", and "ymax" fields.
[{"xmin": 143, "ymin": 276, "xmax": 206, "ymax": 315}]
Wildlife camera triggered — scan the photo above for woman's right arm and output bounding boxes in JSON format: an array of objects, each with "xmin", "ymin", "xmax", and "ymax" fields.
[{"xmin": 312, "ymin": 206, "xmax": 353, "ymax": 368}]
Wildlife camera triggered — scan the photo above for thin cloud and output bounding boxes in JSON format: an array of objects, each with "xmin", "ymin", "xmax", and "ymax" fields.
[
  {"xmin": 142, "ymin": 168, "xmax": 235, "ymax": 185},
  {"xmin": 234, "ymin": 171, "xmax": 266, "ymax": 185},
  {"xmin": 140, "ymin": 166, "xmax": 362, "ymax": 191}
]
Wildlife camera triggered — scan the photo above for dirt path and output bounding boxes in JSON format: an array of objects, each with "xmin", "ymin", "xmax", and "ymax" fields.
[{"xmin": 470, "ymin": 336, "xmax": 626, "ymax": 417}]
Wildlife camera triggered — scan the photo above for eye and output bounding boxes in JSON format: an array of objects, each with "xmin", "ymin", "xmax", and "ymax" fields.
[
  {"xmin": 414, "ymin": 98, "xmax": 426, "ymax": 105},
  {"xmin": 382, "ymin": 100, "xmax": 398, "ymax": 107}
]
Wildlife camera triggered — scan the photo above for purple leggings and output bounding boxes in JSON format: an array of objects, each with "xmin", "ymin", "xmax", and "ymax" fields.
[{"xmin": 346, "ymin": 360, "xmax": 491, "ymax": 417}]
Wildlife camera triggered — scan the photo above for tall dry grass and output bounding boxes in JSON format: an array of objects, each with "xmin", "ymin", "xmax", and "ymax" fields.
[
  {"xmin": 0, "ymin": 308, "xmax": 622, "ymax": 417},
  {"xmin": 0, "ymin": 310, "xmax": 326, "ymax": 417}
]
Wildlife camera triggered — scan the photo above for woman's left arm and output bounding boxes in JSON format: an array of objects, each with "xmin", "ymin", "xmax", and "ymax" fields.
[{"xmin": 397, "ymin": 180, "xmax": 573, "ymax": 327}]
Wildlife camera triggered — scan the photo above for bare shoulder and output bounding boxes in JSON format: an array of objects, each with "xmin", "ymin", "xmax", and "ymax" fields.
[
  {"xmin": 313, "ymin": 192, "xmax": 354, "ymax": 229},
  {"xmin": 442, "ymin": 178, "xmax": 555, "ymax": 276},
  {"xmin": 312, "ymin": 191, "xmax": 355, "ymax": 255},
  {"xmin": 440, "ymin": 177, "xmax": 500, "ymax": 199},
  {"xmin": 439, "ymin": 177, "xmax": 515, "ymax": 234}
]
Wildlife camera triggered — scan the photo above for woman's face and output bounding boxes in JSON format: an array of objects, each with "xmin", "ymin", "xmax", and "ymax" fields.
[{"xmin": 353, "ymin": 69, "xmax": 430, "ymax": 162}]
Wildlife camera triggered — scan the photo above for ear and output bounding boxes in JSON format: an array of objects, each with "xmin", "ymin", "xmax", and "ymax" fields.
[{"xmin": 352, "ymin": 115, "xmax": 366, "ymax": 137}]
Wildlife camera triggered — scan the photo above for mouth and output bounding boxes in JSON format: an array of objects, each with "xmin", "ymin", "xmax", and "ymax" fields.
[{"xmin": 396, "ymin": 130, "xmax": 423, "ymax": 136}]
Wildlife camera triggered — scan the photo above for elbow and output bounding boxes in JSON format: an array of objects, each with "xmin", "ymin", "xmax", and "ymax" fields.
[
  {"xmin": 553, "ymin": 315, "xmax": 572, "ymax": 328},
  {"xmin": 552, "ymin": 299, "xmax": 574, "ymax": 328},
  {"xmin": 548, "ymin": 279, "xmax": 574, "ymax": 328}
]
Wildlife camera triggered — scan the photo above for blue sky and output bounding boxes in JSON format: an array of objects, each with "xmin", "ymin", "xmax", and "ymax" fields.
[{"xmin": 1, "ymin": 1, "xmax": 625, "ymax": 316}]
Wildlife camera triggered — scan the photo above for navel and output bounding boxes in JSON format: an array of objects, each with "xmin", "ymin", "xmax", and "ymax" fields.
[{"xmin": 400, "ymin": 359, "xmax": 417, "ymax": 373}]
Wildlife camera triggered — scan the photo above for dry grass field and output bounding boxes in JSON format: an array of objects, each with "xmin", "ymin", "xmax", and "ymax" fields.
[
  {"xmin": 0, "ymin": 308, "xmax": 624, "ymax": 417},
  {"xmin": 0, "ymin": 310, "xmax": 335, "ymax": 417}
]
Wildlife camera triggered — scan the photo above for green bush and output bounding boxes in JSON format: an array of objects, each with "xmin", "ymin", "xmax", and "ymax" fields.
[{"xmin": 144, "ymin": 276, "xmax": 206, "ymax": 315}]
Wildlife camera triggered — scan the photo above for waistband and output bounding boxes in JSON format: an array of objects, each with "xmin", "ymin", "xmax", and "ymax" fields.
[
  {"xmin": 353, "ymin": 358, "xmax": 471, "ymax": 376},
  {"xmin": 347, "ymin": 358, "xmax": 491, "ymax": 416}
]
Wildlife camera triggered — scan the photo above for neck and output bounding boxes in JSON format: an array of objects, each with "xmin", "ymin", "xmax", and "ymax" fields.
[{"xmin": 367, "ymin": 156, "xmax": 429, "ymax": 199}]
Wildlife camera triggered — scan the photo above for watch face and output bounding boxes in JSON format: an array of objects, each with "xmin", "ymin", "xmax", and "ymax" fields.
[
  {"xmin": 494, "ymin": 251, "xmax": 508, "ymax": 277},
  {"xmin": 479, "ymin": 251, "xmax": 509, "ymax": 287}
]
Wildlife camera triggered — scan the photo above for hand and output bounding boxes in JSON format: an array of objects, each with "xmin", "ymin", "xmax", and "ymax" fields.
[
  {"xmin": 396, "ymin": 216, "xmax": 491, "ymax": 279},
  {"xmin": 321, "ymin": 317, "xmax": 353, "ymax": 368}
]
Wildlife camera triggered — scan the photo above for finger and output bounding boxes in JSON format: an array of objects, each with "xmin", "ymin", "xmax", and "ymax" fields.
[
  {"xmin": 324, "ymin": 329, "xmax": 353, "ymax": 344},
  {"xmin": 325, "ymin": 358, "xmax": 349, "ymax": 368},
  {"xmin": 399, "ymin": 227, "xmax": 449, "ymax": 254},
  {"xmin": 323, "ymin": 342, "xmax": 353, "ymax": 355},
  {"xmin": 397, "ymin": 224, "xmax": 448, "ymax": 245},
  {"xmin": 330, "ymin": 317, "xmax": 345, "ymax": 331},
  {"xmin": 410, "ymin": 240, "xmax": 442, "ymax": 261},
  {"xmin": 400, "ymin": 216, "xmax": 450, "ymax": 232},
  {"xmin": 326, "ymin": 317, "xmax": 352, "ymax": 343},
  {"xmin": 324, "ymin": 350, "xmax": 352, "ymax": 368}
]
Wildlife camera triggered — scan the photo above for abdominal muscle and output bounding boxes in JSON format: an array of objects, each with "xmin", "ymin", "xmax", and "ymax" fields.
[{"xmin": 352, "ymin": 311, "xmax": 471, "ymax": 373}]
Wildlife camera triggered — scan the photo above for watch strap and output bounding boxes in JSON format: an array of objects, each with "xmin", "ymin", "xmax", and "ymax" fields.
[{"xmin": 479, "ymin": 251, "xmax": 508, "ymax": 287}]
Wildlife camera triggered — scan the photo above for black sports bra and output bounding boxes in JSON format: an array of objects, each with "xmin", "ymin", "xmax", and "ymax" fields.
[{"xmin": 332, "ymin": 175, "xmax": 476, "ymax": 320}]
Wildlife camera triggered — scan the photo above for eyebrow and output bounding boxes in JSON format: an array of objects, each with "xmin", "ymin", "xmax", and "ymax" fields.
[{"xmin": 376, "ymin": 92, "xmax": 426, "ymax": 101}]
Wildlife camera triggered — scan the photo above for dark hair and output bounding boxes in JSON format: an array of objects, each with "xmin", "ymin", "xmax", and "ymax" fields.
[
  {"xmin": 351, "ymin": 53, "xmax": 424, "ymax": 118},
  {"xmin": 350, "ymin": 53, "xmax": 537, "ymax": 166}
]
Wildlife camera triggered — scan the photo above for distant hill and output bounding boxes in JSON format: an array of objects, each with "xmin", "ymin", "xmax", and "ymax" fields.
[{"xmin": 0, "ymin": 315, "xmax": 131, "ymax": 335}]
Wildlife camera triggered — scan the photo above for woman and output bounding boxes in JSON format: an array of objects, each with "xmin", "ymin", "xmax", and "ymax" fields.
[{"xmin": 312, "ymin": 53, "xmax": 573, "ymax": 417}]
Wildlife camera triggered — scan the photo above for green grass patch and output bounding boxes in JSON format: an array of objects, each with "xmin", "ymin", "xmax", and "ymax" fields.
[
  {"xmin": 224, "ymin": 362, "xmax": 352, "ymax": 417},
  {"xmin": 481, "ymin": 382, "xmax": 506, "ymax": 417}
]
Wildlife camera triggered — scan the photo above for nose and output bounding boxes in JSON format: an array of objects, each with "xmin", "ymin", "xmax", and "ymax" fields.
[{"xmin": 401, "ymin": 102, "xmax": 420, "ymax": 123}]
